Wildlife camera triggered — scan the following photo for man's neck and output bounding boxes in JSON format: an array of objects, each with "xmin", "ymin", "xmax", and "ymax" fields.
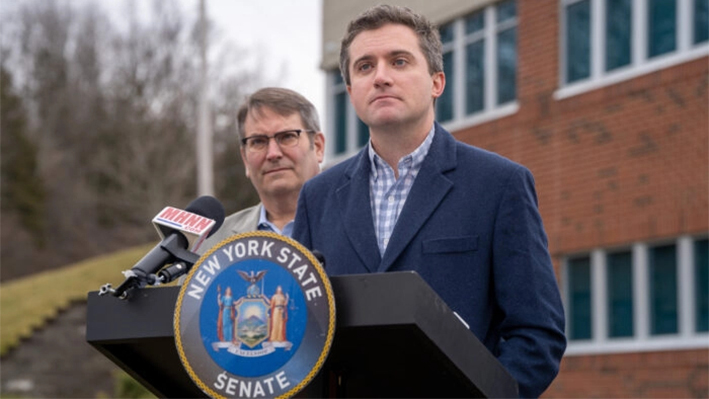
[
  {"xmin": 261, "ymin": 195, "xmax": 297, "ymax": 231},
  {"xmin": 370, "ymin": 115, "xmax": 434, "ymax": 178}
]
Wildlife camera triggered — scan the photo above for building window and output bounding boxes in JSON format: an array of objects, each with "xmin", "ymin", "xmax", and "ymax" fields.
[
  {"xmin": 327, "ymin": 71, "xmax": 369, "ymax": 158},
  {"xmin": 334, "ymin": 91, "xmax": 347, "ymax": 155},
  {"xmin": 465, "ymin": 11, "xmax": 485, "ymax": 115},
  {"xmin": 647, "ymin": 0, "xmax": 677, "ymax": 58},
  {"xmin": 496, "ymin": 0, "xmax": 517, "ymax": 105},
  {"xmin": 568, "ymin": 256, "xmax": 592, "ymax": 340},
  {"xmin": 695, "ymin": 238, "xmax": 709, "ymax": 332},
  {"xmin": 357, "ymin": 119, "xmax": 369, "ymax": 148},
  {"xmin": 565, "ymin": 0, "xmax": 591, "ymax": 83},
  {"xmin": 607, "ymin": 251, "xmax": 634, "ymax": 338},
  {"xmin": 436, "ymin": 0, "xmax": 519, "ymax": 129},
  {"xmin": 437, "ymin": 23, "xmax": 455, "ymax": 123},
  {"xmin": 605, "ymin": 0, "xmax": 632, "ymax": 71},
  {"xmin": 649, "ymin": 243, "xmax": 678, "ymax": 335},
  {"xmin": 695, "ymin": 0, "xmax": 709, "ymax": 45},
  {"xmin": 563, "ymin": 236, "xmax": 709, "ymax": 355},
  {"xmin": 558, "ymin": 0, "xmax": 709, "ymax": 98}
]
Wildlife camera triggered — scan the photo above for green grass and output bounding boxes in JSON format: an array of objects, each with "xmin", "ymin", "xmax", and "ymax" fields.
[{"xmin": 0, "ymin": 243, "xmax": 158, "ymax": 356}]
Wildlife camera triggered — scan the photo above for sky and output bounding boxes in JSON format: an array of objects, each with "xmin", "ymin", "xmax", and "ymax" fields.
[
  {"xmin": 196, "ymin": 0, "xmax": 326, "ymax": 121},
  {"xmin": 0, "ymin": 0, "xmax": 327, "ymax": 128}
]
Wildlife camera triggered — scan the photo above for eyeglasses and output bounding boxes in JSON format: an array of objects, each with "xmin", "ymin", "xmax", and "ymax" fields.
[{"xmin": 241, "ymin": 129, "xmax": 315, "ymax": 153}]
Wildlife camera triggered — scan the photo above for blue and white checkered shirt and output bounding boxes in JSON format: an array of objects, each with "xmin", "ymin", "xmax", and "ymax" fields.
[
  {"xmin": 257, "ymin": 204, "xmax": 294, "ymax": 237},
  {"xmin": 369, "ymin": 126, "xmax": 436, "ymax": 255}
]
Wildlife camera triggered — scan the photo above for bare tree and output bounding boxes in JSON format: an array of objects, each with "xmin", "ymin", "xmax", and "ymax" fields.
[{"xmin": 0, "ymin": 0, "xmax": 269, "ymax": 281}]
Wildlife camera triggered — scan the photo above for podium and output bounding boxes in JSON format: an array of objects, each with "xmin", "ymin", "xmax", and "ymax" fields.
[{"xmin": 86, "ymin": 271, "xmax": 518, "ymax": 398}]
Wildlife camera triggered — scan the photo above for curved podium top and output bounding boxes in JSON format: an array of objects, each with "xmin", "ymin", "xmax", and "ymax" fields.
[{"xmin": 86, "ymin": 271, "xmax": 518, "ymax": 398}]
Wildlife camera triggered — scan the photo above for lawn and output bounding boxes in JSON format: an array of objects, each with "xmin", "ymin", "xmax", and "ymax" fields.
[{"xmin": 0, "ymin": 244, "xmax": 156, "ymax": 356}]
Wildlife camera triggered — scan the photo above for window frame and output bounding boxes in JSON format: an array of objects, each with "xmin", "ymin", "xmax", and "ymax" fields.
[
  {"xmin": 563, "ymin": 236, "xmax": 709, "ymax": 356},
  {"xmin": 438, "ymin": 1, "xmax": 520, "ymax": 134},
  {"xmin": 557, "ymin": 0, "xmax": 709, "ymax": 100}
]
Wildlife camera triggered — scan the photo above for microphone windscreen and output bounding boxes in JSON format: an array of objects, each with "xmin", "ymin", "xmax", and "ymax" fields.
[{"xmin": 185, "ymin": 196, "xmax": 225, "ymax": 237}]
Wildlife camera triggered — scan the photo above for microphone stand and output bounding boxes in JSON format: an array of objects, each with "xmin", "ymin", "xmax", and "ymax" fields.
[{"xmin": 99, "ymin": 235, "xmax": 200, "ymax": 300}]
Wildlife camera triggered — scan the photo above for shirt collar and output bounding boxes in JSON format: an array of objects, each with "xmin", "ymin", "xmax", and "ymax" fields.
[
  {"xmin": 257, "ymin": 204, "xmax": 294, "ymax": 237},
  {"xmin": 368, "ymin": 124, "xmax": 436, "ymax": 180}
]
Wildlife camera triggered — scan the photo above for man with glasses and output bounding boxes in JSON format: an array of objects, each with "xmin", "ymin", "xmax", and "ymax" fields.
[{"xmin": 199, "ymin": 87, "xmax": 325, "ymax": 250}]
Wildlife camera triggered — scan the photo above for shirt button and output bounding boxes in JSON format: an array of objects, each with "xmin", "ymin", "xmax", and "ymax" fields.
[
  {"xmin": 388, "ymin": 196, "xmax": 394, "ymax": 204},
  {"xmin": 383, "ymin": 238, "xmax": 390, "ymax": 246}
]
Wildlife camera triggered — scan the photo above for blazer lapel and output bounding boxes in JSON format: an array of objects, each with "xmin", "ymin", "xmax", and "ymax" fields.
[
  {"xmin": 379, "ymin": 125, "xmax": 457, "ymax": 272},
  {"xmin": 337, "ymin": 150, "xmax": 381, "ymax": 273}
]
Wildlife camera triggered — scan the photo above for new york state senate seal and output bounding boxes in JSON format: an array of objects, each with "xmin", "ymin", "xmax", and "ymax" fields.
[{"xmin": 174, "ymin": 231, "xmax": 336, "ymax": 398}]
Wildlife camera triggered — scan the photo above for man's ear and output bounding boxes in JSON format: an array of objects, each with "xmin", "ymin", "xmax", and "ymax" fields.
[
  {"xmin": 431, "ymin": 71, "xmax": 445, "ymax": 99},
  {"xmin": 313, "ymin": 132, "xmax": 326, "ymax": 163}
]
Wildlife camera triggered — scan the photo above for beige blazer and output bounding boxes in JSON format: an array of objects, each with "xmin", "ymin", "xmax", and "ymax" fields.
[{"xmin": 196, "ymin": 203, "xmax": 261, "ymax": 255}]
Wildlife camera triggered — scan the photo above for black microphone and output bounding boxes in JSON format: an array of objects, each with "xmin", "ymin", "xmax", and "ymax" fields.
[
  {"xmin": 107, "ymin": 196, "xmax": 225, "ymax": 299},
  {"xmin": 312, "ymin": 249, "xmax": 326, "ymax": 268}
]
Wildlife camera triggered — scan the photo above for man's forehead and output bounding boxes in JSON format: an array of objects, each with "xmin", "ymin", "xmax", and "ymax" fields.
[
  {"xmin": 246, "ymin": 107, "xmax": 301, "ymax": 126},
  {"xmin": 349, "ymin": 24, "xmax": 421, "ymax": 57}
]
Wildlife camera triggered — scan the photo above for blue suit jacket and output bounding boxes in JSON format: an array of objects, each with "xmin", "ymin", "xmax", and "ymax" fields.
[{"xmin": 293, "ymin": 123, "xmax": 566, "ymax": 398}]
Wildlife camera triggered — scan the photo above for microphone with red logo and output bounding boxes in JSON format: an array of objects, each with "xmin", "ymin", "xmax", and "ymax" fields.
[{"xmin": 100, "ymin": 195, "xmax": 225, "ymax": 299}]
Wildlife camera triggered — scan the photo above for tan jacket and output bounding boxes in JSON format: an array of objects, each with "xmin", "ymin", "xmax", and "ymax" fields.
[{"xmin": 196, "ymin": 203, "xmax": 261, "ymax": 255}]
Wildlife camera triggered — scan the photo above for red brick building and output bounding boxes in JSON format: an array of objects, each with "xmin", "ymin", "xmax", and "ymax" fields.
[{"xmin": 321, "ymin": 0, "xmax": 708, "ymax": 397}]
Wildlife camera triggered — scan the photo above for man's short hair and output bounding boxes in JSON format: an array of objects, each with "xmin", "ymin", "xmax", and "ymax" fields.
[
  {"xmin": 236, "ymin": 87, "xmax": 321, "ymax": 146},
  {"xmin": 339, "ymin": 4, "xmax": 443, "ymax": 86}
]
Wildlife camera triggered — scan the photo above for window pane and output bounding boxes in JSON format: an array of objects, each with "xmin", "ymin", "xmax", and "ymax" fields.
[
  {"xmin": 440, "ymin": 23, "xmax": 454, "ymax": 44},
  {"xmin": 357, "ymin": 118, "xmax": 369, "ymax": 148},
  {"xmin": 334, "ymin": 91, "xmax": 347, "ymax": 155},
  {"xmin": 695, "ymin": 0, "xmax": 709, "ymax": 44},
  {"xmin": 695, "ymin": 238, "xmax": 709, "ymax": 332},
  {"xmin": 649, "ymin": 244, "xmax": 678, "ymax": 335},
  {"xmin": 648, "ymin": 0, "xmax": 677, "ymax": 58},
  {"xmin": 466, "ymin": 10, "xmax": 484, "ymax": 34},
  {"xmin": 496, "ymin": 0, "xmax": 517, "ymax": 23},
  {"xmin": 566, "ymin": 1, "xmax": 591, "ymax": 83},
  {"xmin": 466, "ymin": 40, "xmax": 485, "ymax": 114},
  {"xmin": 497, "ymin": 27, "xmax": 517, "ymax": 105},
  {"xmin": 436, "ymin": 51, "xmax": 455, "ymax": 122},
  {"xmin": 607, "ymin": 251, "xmax": 634, "ymax": 337},
  {"xmin": 606, "ymin": 0, "xmax": 632, "ymax": 71},
  {"xmin": 568, "ymin": 257, "xmax": 592, "ymax": 340}
]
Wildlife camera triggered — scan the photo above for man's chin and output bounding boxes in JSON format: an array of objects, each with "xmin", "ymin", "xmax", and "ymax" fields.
[{"xmin": 262, "ymin": 182, "xmax": 299, "ymax": 198}]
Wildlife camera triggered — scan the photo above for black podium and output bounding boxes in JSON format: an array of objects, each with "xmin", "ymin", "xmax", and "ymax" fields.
[{"xmin": 86, "ymin": 271, "xmax": 518, "ymax": 398}]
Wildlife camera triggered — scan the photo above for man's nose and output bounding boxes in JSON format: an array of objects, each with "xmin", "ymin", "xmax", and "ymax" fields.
[
  {"xmin": 265, "ymin": 137, "xmax": 284, "ymax": 160},
  {"xmin": 373, "ymin": 64, "xmax": 393, "ymax": 88}
]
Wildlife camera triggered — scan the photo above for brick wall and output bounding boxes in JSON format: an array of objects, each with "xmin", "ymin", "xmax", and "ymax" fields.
[
  {"xmin": 450, "ymin": 1, "xmax": 708, "ymax": 397},
  {"xmin": 545, "ymin": 349, "xmax": 709, "ymax": 398}
]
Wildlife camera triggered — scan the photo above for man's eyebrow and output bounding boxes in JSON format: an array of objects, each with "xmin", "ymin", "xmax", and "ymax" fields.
[
  {"xmin": 389, "ymin": 50, "xmax": 414, "ymax": 58},
  {"xmin": 353, "ymin": 50, "xmax": 415, "ymax": 66},
  {"xmin": 352, "ymin": 54, "xmax": 374, "ymax": 66}
]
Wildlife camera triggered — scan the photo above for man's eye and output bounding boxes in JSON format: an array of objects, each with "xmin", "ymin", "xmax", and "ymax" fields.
[
  {"xmin": 279, "ymin": 132, "xmax": 299, "ymax": 143},
  {"xmin": 250, "ymin": 138, "xmax": 268, "ymax": 147},
  {"xmin": 358, "ymin": 63, "xmax": 372, "ymax": 72},
  {"xmin": 393, "ymin": 58, "xmax": 407, "ymax": 66}
]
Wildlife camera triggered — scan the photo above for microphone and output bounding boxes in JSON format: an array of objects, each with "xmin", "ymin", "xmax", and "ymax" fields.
[
  {"xmin": 103, "ymin": 196, "xmax": 225, "ymax": 299},
  {"xmin": 312, "ymin": 249, "xmax": 326, "ymax": 268}
]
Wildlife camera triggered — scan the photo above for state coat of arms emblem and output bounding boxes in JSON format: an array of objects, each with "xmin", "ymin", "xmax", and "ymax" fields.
[{"xmin": 174, "ymin": 232, "xmax": 335, "ymax": 398}]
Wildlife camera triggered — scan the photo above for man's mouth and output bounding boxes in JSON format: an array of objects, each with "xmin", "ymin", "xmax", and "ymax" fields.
[{"xmin": 371, "ymin": 95, "xmax": 398, "ymax": 104}]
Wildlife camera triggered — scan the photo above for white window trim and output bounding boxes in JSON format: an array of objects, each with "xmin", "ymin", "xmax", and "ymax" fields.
[
  {"xmin": 563, "ymin": 236, "xmax": 709, "ymax": 356},
  {"xmin": 440, "ymin": 4, "xmax": 520, "ymax": 133},
  {"xmin": 556, "ymin": 0, "xmax": 709, "ymax": 101}
]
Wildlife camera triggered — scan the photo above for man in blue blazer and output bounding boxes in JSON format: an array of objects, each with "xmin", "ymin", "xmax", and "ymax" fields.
[{"xmin": 293, "ymin": 5, "xmax": 565, "ymax": 398}]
